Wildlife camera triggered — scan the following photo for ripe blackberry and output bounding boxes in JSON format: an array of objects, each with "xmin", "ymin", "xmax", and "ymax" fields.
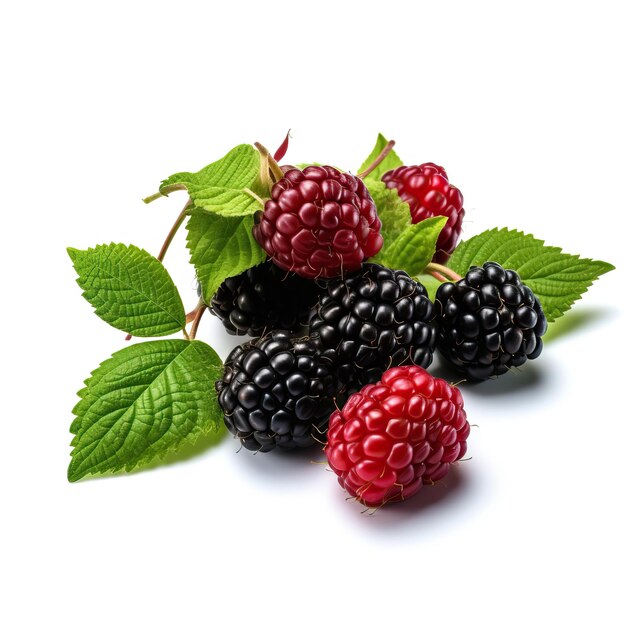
[
  {"xmin": 325, "ymin": 365, "xmax": 470, "ymax": 507},
  {"xmin": 208, "ymin": 261, "xmax": 320, "ymax": 337},
  {"xmin": 382, "ymin": 163, "xmax": 464, "ymax": 263},
  {"xmin": 309, "ymin": 263, "xmax": 436, "ymax": 391},
  {"xmin": 216, "ymin": 331, "xmax": 336, "ymax": 452},
  {"xmin": 253, "ymin": 166, "xmax": 383, "ymax": 279},
  {"xmin": 435, "ymin": 262, "xmax": 548, "ymax": 381}
]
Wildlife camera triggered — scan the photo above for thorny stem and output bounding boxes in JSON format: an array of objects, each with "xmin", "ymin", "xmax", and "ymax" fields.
[
  {"xmin": 425, "ymin": 262, "xmax": 462, "ymax": 282},
  {"xmin": 357, "ymin": 140, "xmax": 396, "ymax": 178},
  {"xmin": 189, "ymin": 301, "xmax": 207, "ymax": 340},
  {"xmin": 143, "ymin": 183, "xmax": 187, "ymax": 204},
  {"xmin": 254, "ymin": 142, "xmax": 284, "ymax": 183}
]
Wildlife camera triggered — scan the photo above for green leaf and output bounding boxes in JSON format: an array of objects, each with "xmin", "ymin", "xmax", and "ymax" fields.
[
  {"xmin": 67, "ymin": 244, "xmax": 186, "ymax": 337},
  {"xmin": 376, "ymin": 217, "xmax": 447, "ymax": 275},
  {"xmin": 159, "ymin": 144, "xmax": 260, "ymax": 195},
  {"xmin": 186, "ymin": 210, "xmax": 266, "ymax": 301},
  {"xmin": 68, "ymin": 339, "xmax": 223, "ymax": 482},
  {"xmin": 447, "ymin": 228, "xmax": 615, "ymax": 322},
  {"xmin": 359, "ymin": 133, "xmax": 403, "ymax": 181},
  {"xmin": 366, "ymin": 179, "xmax": 411, "ymax": 246}
]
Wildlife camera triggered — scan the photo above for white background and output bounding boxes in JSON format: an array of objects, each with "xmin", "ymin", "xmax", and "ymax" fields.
[{"xmin": 2, "ymin": 1, "xmax": 625, "ymax": 624}]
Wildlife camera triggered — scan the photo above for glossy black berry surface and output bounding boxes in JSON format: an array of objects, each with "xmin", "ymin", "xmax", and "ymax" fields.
[
  {"xmin": 435, "ymin": 262, "xmax": 548, "ymax": 381},
  {"xmin": 309, "ymin": 263, "xmax": 437, "ymax": 390},
  {"xmin": 208, "ymin": 261, "xmax": 320, "ymax": 337},
  {"xmin": 215, "ymin": 331, "xmax": 336, "ymax": 452}
]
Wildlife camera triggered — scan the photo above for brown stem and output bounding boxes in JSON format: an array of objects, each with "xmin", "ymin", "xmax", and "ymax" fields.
[
  {"xmin": 255, "ymin": 142, "xmax": 284, "ymax": 183},
  {"xmin": 157, "ymin": 198, "xmax": 193, "ymax": 262},
  {"xmin": 143, "ymin": 183, "xmax": 187, "ymax": 204},
  {"xmin": 189, "ymin": 301, "xmax": 207, "ymax": 340},
  {"xmin": 124, "ymin": 198, "xmax": 193, "ymax": 342},
  {"xmin": 426, "ymin": 262, "xmax": 462, "ymax": 282},
  {"xmin": 426, "ymin": 269, "xmax": 448, "ymax": 283},
  {"xmin": 357, "ymin": 140, "xmax": 396, "ymax": 178}
]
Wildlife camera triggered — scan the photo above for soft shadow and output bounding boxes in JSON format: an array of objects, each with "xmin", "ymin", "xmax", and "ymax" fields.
[
  {"xmin": 429, "ymin": 351, "xmax": 547, "ymax": 398},
  {"xmin": 543, "ymin": 306, "xmax": 614, "ymax": 344},
  {"xmin": 462, "ymin": 361, "xmax": 547, "ymax": 398},
  {"xmin": 79, "ymin": 427, "xmax": 228, "ymax": 482}
]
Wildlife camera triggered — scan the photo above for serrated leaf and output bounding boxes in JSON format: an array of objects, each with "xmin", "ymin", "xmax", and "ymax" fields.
[
  {"xmin": 376, "ymin": 217, "xmax": 447, "ymax": 275},
  {"xmin": 186, "ymin": 210, "xmax": 266, "ymax": 301},
  {"xmin": 366, "ymin": 179, "xmax": 411, "ymax": 246},
  {"xmin": 359, "ymin": 133, "xmax": 403, "ymax": 181},
  {"xmin": 447, "ymin": 228, "xmax": 615, "ymax": 322},
  {"xmin": 67, "ymin": 244, "xmax": 186, "ymax": 337},
  {"xmin": 160, "ymin": 144, "xmax": 260, "ymax": 194},
  {"xmin": 68, "ymin": 339, "xmax": 223, "ymax": 482}
]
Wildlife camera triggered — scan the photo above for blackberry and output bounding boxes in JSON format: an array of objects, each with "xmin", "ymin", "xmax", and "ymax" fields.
[
  {"xmin": 253, "ymin": 165, "xmax": 383, "ymax": 279},
  {"xmin": 309, "ymin": 263, "xmax": 437, "ymax": 390},
  {"xmin": 216, "ymin": 331, "xmax": 336, "ymax": 452},
  {"xmin": 208, "ymin": 261, "xmax": 319, "ymax": 337},
  {"xmin": 435, "ymin": 262, "xmax": 548, "ymax": 381}
]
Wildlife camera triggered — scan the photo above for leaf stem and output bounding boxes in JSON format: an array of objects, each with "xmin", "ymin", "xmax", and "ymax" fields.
[
  {"xmin": 244, "ymin": 188, "xmax": 266, "ymax": 206},
  {"xmin": 157, "ymin": 199, "xmax": 193, "ymax": 263},
  {"xmin": 425, "ymin": 262, "xmax": 462, "ymax": 282},
  {"xmin": 255, "ymin": 142, "xmax": 284, "ymax": 183},
  {"xmin": 124, "ymin": 198, "xmax": 193, "ymax": 342},
  {"xmin": 189, "ymin": 301, "xmax": 207, "ymax": 340},
  {"xmin": 357, "ymin": 140, "xmax": 396, "ymax": 178},
  {"xmin": 143, "ymin": 183, "xmax": 187, "ymax": 204}
]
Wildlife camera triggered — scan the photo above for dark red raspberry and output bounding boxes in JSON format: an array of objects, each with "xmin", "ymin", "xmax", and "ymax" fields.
[
  {"xmin": 325, "ymin": 365, "xmax": 469, "ymax": 507},
  {"xmin": 253, "ymin": 166, "xmax": 383, "ymax": 279},
  {"xmin": 382, "ymin": 163, "xmax": 465, "ymax": 264}
]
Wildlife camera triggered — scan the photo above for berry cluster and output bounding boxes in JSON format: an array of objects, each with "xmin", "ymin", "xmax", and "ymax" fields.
[
  {"xmin": 212, "ymin": 149, "xmax": 546, "ymax": 508},
  {"xmin": 67, "ymin": 135, "xmax": 612, "ymax": 496}
]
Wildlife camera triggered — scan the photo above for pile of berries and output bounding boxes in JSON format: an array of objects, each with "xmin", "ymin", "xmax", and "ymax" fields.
[{"xmin": 210, "ymin": 155, "xmax": 547, "ymax": 509}]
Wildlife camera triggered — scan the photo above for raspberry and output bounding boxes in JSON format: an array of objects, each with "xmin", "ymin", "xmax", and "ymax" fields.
[
  {"xmin": 253, "ymin": 166, "xmax": 383, "ymax": 279},
  {"xmin": 309, "ymin": 263, "xmax": 436, "ymax": 391},
  {"xmin": 216, "ymin": 331, "xmax": 336, "ymax": 452},
  {"xmin": 435, "ymin": 262, "xmax": 548, "ymax": 381},
  {"xmin": 325, "ymin": 366, "xmax": 470, "ymax": 507},
  {"xmin": 382, "ymin": 163, "xmax": 465, "ymax": 263},
  {"xmin": 208, "ymin": 261, "xmax": 320, "ymax": 337}
]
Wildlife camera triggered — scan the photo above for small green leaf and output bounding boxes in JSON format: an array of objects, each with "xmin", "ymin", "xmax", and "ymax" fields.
[
  {"xmin": 365, "ymin": 179, "xmax": 411, "ymax": 246},
  {"xmin": 376, "ymin": 217, "xmax": 447, "ymax": 275},
  {"xmin": 186, "ymin": 210, "xmax": 266, "ymax": 301},
  {"xmin": 159, "ymin": 144, "xmax": 260, "ymax": 195},
  {"xmin": 359, "ymin": 133, "xmax": 403, "ymax": 181},
  {"xmin": 447, "ymin": 228, "xmax": 615, "ymax": 322},
  {"xmin": 68, "ymin": 339, "xmax": 223, "ymax": 482},
  {"xmin": 67, "ymin": 244, "xmax": 186, "ymax": 337}
]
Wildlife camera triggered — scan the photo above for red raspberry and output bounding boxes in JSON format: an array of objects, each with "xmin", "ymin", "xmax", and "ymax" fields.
[
  {"xmin": 382, "ymin": 163, "xmax": 465, "ymax": 264},
  {"xmin": 254, "ymin": 166, "xmax": 383, "ymax": 279},
  {"xmin": 325, "ymin": 365, "xmax": 470, "ymax": 507}
]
